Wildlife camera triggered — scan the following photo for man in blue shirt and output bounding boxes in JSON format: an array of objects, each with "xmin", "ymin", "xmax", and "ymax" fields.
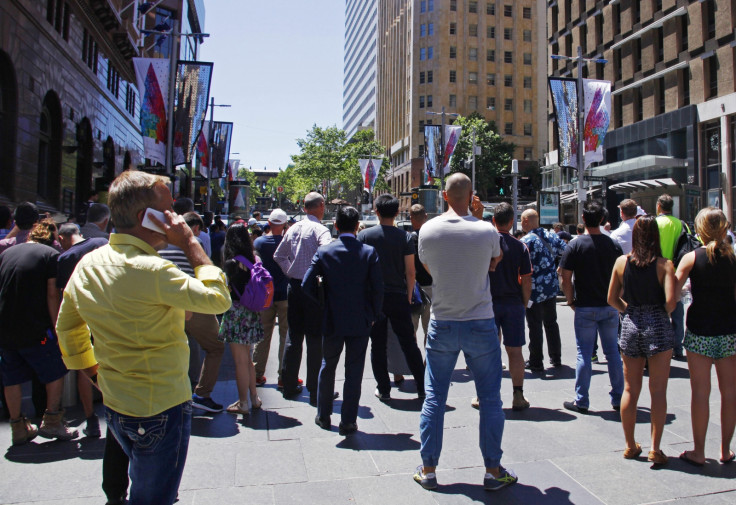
[{"xmin": 520, "ymin": 209, "xmax": 567, "ymax": 372}]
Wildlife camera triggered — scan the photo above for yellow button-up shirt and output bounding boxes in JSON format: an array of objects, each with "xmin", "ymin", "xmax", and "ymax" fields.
[{"xmin": 56, "ymin": 233, "xmax": 231, "ymax": 417}]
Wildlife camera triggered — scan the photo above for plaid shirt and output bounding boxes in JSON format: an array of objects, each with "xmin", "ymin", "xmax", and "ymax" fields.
[{"xmin": 273, "ymin": 214, "xmax": 332, "ymax": 280}]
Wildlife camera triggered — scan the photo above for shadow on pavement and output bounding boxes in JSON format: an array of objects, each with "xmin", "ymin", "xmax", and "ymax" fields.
[
  {"xmin": 503, "ymin": 407, "xmax": 577, "ymax": 422},
  {"xmin": 5, "ymin": 436, "xmax": 105, "ymax": 464},
  {"xmin": 655, "ymin": 457, "xmax": 736, "ymax": 478},
  {"xmin": 336, "ymin": 432, "xmax": 420, "ymax": 451},
  {"xmin": 432, "ymin": 482, "xmax": 575, "ymax": 504},
  {"xmin": 383, "ymin": 398, "xmax": 424, "ymax": 412},
  {"xmin": 540, "ymin": 365, "xmax": 606, "ymax": 381},
  {"xmin": 356, "ymin": 405, "xmax": 375, "ymax": 420}
]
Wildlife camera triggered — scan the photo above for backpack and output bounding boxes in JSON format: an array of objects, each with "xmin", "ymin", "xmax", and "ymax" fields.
[
  {"xmin": 674, "ymin": 221, "xmax": 701, "ymax": 267},
  {"xmin": 231, "ymin": 255, "xmax": 274, "ymax": 311}
]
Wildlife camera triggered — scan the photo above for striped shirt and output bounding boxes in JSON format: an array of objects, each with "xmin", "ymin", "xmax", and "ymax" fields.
[
  {"xmin": 159, "ymin": 245, "xmax": 195, "ymax": 276},
  {"xmin": 274, "ymin": 214, "xmax": 331, "ymax": 280}
]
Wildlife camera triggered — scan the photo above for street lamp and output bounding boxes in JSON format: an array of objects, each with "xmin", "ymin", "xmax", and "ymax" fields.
[{"xmin": 206, "ymin": 97, "xmax": 231, "ymax": 212}]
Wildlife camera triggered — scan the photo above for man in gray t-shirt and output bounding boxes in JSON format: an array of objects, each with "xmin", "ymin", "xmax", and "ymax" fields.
[{"xmin": 412, "ymin": 173, "xmax": 517, "ymax": 492}]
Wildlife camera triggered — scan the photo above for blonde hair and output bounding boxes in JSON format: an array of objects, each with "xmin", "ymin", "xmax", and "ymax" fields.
[
  {"xmin": 108, "ymin": 170, "xmax": 170, "ymax": 229},
  {"xmin": 694, "ymin": 207, "xmax": 735, "ymax": 264},
  {"xmin": 29, "ymin": 218, "xmax": 58, "ymax": 246}
]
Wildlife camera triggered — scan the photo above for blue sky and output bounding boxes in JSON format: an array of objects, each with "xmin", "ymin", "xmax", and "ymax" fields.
[{"xmin": 200, "ymin": 1, "xmax": 345, "ymax": 172}]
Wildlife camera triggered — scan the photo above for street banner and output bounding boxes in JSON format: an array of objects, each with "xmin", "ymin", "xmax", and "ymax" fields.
[
  {"xmin": 441, "ymin": 125, "xmax": 462, "ymax": 177},
  {"xmin": 195, "ymin": 122, "xmax": 210, "ymax": 177},
  {"xmin": 133, "ymin": 58, "xmax": 171, "ymax": 166},
  {"xmin": 549, "ymin": 77, "xmax": 578, "ymax": 169},
  {"xmin": 210, "ymin": 121, "xmax": 233, "ymax": 178},
  {"xmin": 538, "ymin": 191, "xmax": 560, "ymax": 225},
  {"xmin": 423, "ymin": 125, "xmax": 441, "ymax": 184},
  {"xmin": 173, "ymin": 61, "xmax": 213, "ymax": 166},
  {"xmin": 359, "ymin": 158, "xmax": 382, "ymax": 193},
  {"xmin": 582, "ymin": 79, "xmax": 611, "ymax": 168}
]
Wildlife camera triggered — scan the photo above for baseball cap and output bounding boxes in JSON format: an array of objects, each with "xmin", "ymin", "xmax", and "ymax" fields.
[
  {"xmin": 268, "ymin": 209, "xmax": 288, "ymax": 225},
  {"xmin": 248, "ymin": 218, "xmax": 257, "ymax": 226}
]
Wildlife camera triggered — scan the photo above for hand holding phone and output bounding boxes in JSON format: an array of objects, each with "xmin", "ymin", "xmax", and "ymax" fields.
[{"xmin": 142, "ymin": 208, "xmax": 167, "ymax": 235}]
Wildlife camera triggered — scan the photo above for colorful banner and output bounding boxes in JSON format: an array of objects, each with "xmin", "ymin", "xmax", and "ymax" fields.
[
  {"xmin": 133, "ymin": 58, "xmax": 171, "ymax": 166},
  {"xmin": 173, "ymin": 61, "xmax": 213, "ymax": 166},
  {"xmin": 195, "ymin": 122, "xmax": 210, "ymax": 177},
  {"xmin": 441, "ymin": 125, "xmax": 462, "ymax": 177},
  {"xmin": 423, "ymin": 125, "xmax": 441, "ymax": 184},
  {"xmin": 549, "ymin": 77, "xmax": 578, "ymax": 169},
  {"xmin": 582, "ymin": 79, "xmax": 611, "ymax": 169},
  {"xmin": 210, "ymin": 121, "xmax": 233, "ymax": 178},
  {"xmin": 358, "ymin": 158, "xmax": 382, "ymax": 193}
]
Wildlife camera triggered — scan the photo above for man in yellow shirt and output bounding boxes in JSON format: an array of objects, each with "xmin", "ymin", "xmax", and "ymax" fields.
[{"xmin": 56, "ymin": 171, "xmax": 231, "ymax": 505}]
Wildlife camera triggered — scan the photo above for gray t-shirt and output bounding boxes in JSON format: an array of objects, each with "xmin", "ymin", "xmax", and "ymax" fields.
[{"xmin": 418, "ymin": 213, "xmax": 501, "ymax": 321}]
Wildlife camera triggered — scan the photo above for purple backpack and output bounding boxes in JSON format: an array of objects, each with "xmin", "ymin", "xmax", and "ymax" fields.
[{"xmin": 231, "ymin": 255, "xmax": 274, "ymax": 312}]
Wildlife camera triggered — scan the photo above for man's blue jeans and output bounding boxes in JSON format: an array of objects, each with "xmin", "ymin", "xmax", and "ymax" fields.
[
  {"xmin": 105, "ymin": 401, "xmax": 192, "ymax": 505},
  {"xmin": 671, "ymin": 300, "xmax": 685, "ymax": 354},
  {"xmin": 420, "ymin": 318, "xmax": 504, "ymax": 469},
  {"xmin": 573, "ymin": 307, "xmax": 624, "ymax": 409}
]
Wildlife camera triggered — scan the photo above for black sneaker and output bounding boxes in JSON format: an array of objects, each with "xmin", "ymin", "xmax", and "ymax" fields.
[
  {"xmin": 83, "ymin": 414, "xmax": 101, "ymax": 438},
  {"xmin": 314, "ymin": 415, "xmax": 331, "ymax": 431},
  {"xmin": 192, "ymin": 395, "xmax": 224, "ymax": 413},
  {"xmin": 374, "ymin": 389, "xmax": 391, "ymax": 402},
  {"xmin": 563, "ymin": 400, "xmax": 588, "ymax": 414},
  {"xmin": 550, "ymin": 359, "xmax": 562, "ymax": 368},
  {"xmin": 338, "ymin": 422, "xmax": 358, "ymax": 436},
  {"xmin": 282, "ymin": 385, "xmax": 303, "ymax": 399},
  {"xmin": 591, "ymin": 354, "xmax": 599, "ymax": 363},
  {"xmin": 524, "ymin": 360, "xmax": 543, "ymax": 372}
]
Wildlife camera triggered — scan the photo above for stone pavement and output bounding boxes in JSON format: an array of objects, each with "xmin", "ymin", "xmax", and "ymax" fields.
[{"xmin": 2, "ymin": 303, "xmax": 736, "ymax": 504}]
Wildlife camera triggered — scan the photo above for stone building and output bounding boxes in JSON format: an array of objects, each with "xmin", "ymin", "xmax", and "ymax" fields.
[
  {"xmin": 543, "ymin": 0, "xmax": 736, "ymax": 225},
  {"xmin": 0, "ymin": 0, "xmax": 204, "ymax": 216}
]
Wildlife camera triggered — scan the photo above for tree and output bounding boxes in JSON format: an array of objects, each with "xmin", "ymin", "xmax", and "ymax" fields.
[{"xmin": 449, "ymin": 113, "xmax": 516, "ymax": 201}]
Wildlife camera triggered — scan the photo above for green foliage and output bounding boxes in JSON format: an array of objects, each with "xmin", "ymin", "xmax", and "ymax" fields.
[{"xmin": 449, "ymin": 113, "xmax": 516, "ymax": 200}]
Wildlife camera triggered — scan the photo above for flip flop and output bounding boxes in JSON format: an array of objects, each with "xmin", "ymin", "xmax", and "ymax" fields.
[
  {"xmin": 679, "ymin": 451, "xmax": 705, "ymax": 467},
  {"xmin": 720, "ymin": 451, "xmax": 735, "ymax": 464}
]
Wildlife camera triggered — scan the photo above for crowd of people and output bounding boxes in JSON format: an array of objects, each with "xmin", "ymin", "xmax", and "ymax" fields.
[{"xmin": 0, "ymin": 171, "xmax": 735, "ymax": 503}]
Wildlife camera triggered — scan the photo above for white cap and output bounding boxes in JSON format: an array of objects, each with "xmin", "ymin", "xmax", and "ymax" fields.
[
  {"xmin": 248, "ymin": 218, "xmax": 258, "ymax": 226},
  {"xmin": 268, "ymin": 209, "xmax": 288, "ymax": 225}
]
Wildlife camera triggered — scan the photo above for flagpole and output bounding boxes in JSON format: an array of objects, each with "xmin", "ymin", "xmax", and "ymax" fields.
[{"xmin": 164, "ymin": 18, "xmax": 179, "ymax": 174}]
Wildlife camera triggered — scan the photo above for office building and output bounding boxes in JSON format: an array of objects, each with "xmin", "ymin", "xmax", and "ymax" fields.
[{"xmin": 343, "ymin": 0, "xmax": 378, "ymax": 139}]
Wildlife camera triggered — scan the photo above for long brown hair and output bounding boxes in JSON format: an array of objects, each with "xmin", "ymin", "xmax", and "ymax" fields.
[
  {"xmin": 629, "ymin": 215, "xmax": 662, "ymax": 267},
  {"xmin": 695, "ymin": 207, "xmax": 735, "ymax": 264},
  {"xmin": 29, "ymin": 218, "xmax": 58, "ymax": 247}
]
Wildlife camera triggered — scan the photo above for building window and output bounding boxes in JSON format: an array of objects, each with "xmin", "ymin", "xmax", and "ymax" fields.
[
  {"xmin": 504, "ymin": 5, "xmax": 513, "ymax": 17},
  {"xmin": 504, "ymin": 98, "xmax": 513, "ymax": 111},
  {"xmin": 487, "ymin": 49, "xmax": 495, "ymax": 61},
  {"xmin": 524, "ymin": 124, "xmax": 532, "ymax": 136},
  {"xmin": 420, "ymin": 1, "xmax": 426, "ymax": 13},
  {"xmin": 504, "ymin": 28, "xmax": 512, "ymax": 40},
  {"xmin": 469, "ymin": 1, "xmax": 478, "ymax": 13},
  {"xmin": 632, "ymin": 0, "xmax": 640, "ymax": 23},
  {"xmin": 657, "ymin": 28, "xmax": 664, "ymax": 63},
  {"xmin": 523, "ymin": 99, "xmax": 532, "ymax": 113},
  {"xmin": 488, "ymin": 26, "xmax": 495, "ymax": 38},
  {"xmin": 635, "ymin": 88, "xmax": 643, "ymax": 121},
  {"xmin": 107, "ymin": 63, "xmax": 120, "ymax": 98},
  {"xmin": 596, "ymin": 14, "xmax": 603, "ymax": 46},
  {"xmin": 704, "ymin": 121, "xmax": 721, "ymax": 189},
  {"xmin": 428, "ymin": 47, "xmax": 433, "ymax": 59},
  {"xmin": 420, "ymin": 48, "xmax": 426, "ymax": 60},
  {"xmin": 504, "ymin": 51, "xmax": 512, "ymax": 63},
  {"xmin": 523, "ymin": 53, "xmax": 531, "ymax": 65},
  {"xmin": 450, "ymin": 0, "xmax": 456, "ymax": 12},
  {"xmin": 634, "ymin": 38, "xmax": 642, "ymax": 72},
  {"xmin": 470, "ymin": 24, "xmax": 478, "ymax": 37},
  {"xmin": 658, "ymin": 77, "xmax": 666, "ymax": 114},
  {"xmin": 682, "ymin": 68, "xmax": 690, "ymax": 106},
  {"xmin": 523, "ymin": 7, "xmax": 531, "ymax": 19},
  {"xmin": 505, "ymin": 123, "xmax": 513, "ymax": 135},
  {"xmin": 580, "ymin": 24, "xmax": 587, "ymax": 54},
  {"xmin": 427, "ymin": 95, "xmax": 433, "ymax": 107},
  {"xmin": 419, "ymin": 145, "xmax": 425, "ymax": 157},
  {"xmin": 469, "ymin": 96, "xmax": 478, "ymax": 109},
  {"xmin": 615, "ymin": 95, "xmax": 623, "ymax": 128},
  {"xmin": 450, "ymin": 46, "xmax": 457, "ymax": 58},
  {"xmin": 681, "ymin": 15, "xmax": 688, "ymax": 52},
  {"xmin": 613, "ymin": 4, "xmax": 620, "ymax": 35},
  {"xmin": 420, "ymin": 96, "xmax": 425, "ymax": 108},
  {"xmin": 552, "ymin": 5, "xmax": 558, "ymax": 33},
  {"xmin": 707, "ymin": 55, "xmax": 719, "ymax": 99},
  {"xmin": 47, "ymin": 1, "xmax": 70, "ymax": 39},
  {"xmin": 469, "ymin": 47, "xmax": 478, "ymax": 60},
  {"xmin": 523, "ymin": 30, "xmax": 531, "ymax": 42},
  {"xmin": 427, "ymin": 70, "xmax": 433, "ymax": 83},
  {"xmin": 450, "ymin": 22, "xmax": 456, "ymax": 35},
  {"xmin": 419, "ymin": 120, "xmax": 425, "ymax": 133},
  {"xmin": 449, "ymin": 70, "xmax": 456, "ymax": 83},
  {"xmin": 420, "ymin": 71, "xmax": 425, "ymax": 84},
  {"xmin": 614, "ymin": 49, "xmax": 622, "ymax": 81},
  {"xmin": 487, "ymin": 3, "xmax": 495, "ymax": 15},
  {"xmin": 487, "ymin": 73, "xmax": 496, "ymax": 85},
  {"xmin": 469, "ymin": 72, "xmax": 478, "ymax": 84},
  {"xmin": 421, "ymin": 24, "xmax": 426, "ymax": 37},
  {"xmin": 125, "ymin": 84, "xmax": 136, "ymax": 116},
  {"xmin": 705, "ymin": 0, "xmax": 716, "ymax": 40},
  {"xmin": 428, "ymin": 0, "xmax": 434, "ymax": 12},
  {"xmin": 523, "ymin": 76, "xmax": 532, "ymax": 88},
  {"xmin": 504, "ymin": 74, "xmax": 513, "ymax": 87},
  {"xmin": 487, "ymin": 96, "xmax": 496, "ymax": 109},
  {"xmin": 450, "ymin": 94, "xmax": 457, "ymax": 107},
  {"xmin": 428, "ymin": 23, "xmax": 434, "ymax": 36},
  {"xmin": 524, "ymin": 147, "xmax": 533, "ymax": 160}
]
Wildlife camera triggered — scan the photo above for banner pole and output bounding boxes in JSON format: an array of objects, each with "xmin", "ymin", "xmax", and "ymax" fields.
[{"xmin": 165, "ymin": 20, "xmax": 179, "ymax": 175}]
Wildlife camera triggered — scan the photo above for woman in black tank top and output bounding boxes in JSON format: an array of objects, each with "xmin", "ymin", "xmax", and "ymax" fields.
[
  {"xmin": 608, "ymin": 216, "xmax": 677, "ymax": 465},
  {"xmin": 675, "ymin": 207, "xmax": 736, "ymax": 466}
]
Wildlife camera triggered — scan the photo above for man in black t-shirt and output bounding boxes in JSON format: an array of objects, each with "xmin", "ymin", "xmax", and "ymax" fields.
[
  {"xmin": 358, "ymin": 194, "xmax": 425, "ymax": 401},
  {"xmin": 559, "ymin": 200, "xmax": 624, "ymax": 414}
]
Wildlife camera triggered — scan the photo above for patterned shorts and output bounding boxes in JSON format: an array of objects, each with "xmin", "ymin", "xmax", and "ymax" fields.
[
  {"xmin": 684, "ymin": 330, "xmax": 736, "ymax": 360},
  {"xmin": 620, "ymin": 305, "xmax": 675, "ymax": 358}
]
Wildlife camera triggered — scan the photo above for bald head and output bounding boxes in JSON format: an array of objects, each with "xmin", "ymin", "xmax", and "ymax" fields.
[
  {"xmin": 521, "ymin": 209, "xmax": 539, "ymax": 232},
  {"xmin": 445, "ymin": 173, "xmax": 472, "ymax": 204}
]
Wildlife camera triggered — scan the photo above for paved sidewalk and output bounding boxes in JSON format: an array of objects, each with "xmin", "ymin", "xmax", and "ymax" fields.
[{"xmin": 2, "ymin": 303, "xmax": 735, "ymax": 504}]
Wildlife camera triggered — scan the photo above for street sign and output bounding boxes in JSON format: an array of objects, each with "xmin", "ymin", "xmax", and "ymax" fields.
[
  {"xmin": 277, "ymin": 186, "xmax": 284, "ymax": 193},
  {"xmin": 584, "ymin": 176, "xmax": 607, "ymax": 182}
]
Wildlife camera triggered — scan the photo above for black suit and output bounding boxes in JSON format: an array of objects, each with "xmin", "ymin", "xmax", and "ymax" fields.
[{"xmin": 303, "ymin": 235, "xmax": 383, "ymax": 425}]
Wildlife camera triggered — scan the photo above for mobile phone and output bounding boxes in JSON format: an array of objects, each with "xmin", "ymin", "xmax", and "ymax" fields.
[{"xmin": 142, "ymin": 208, "xmax": 167, "ymax": 234}]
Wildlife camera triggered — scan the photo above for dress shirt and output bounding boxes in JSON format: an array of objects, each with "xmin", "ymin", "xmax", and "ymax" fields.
[
  {"xmin": 273, "ymin": 214, "xmax": 331, "ymax": 280},
  {"xmin": 198, "ymin": 230, "xmax": 212, "ymax": 256},
  {"xmin": 56, "ymin": 233, "xmax": 231, "ymax": 417},
  {"xmin": 611, "ymin": 218, "xmax": 636, "ymax": 255}
]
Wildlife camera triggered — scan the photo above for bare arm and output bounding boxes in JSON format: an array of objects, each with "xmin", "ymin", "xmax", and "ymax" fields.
[
  {"xmin": 607, "ymin": 256, "xmax": 627, "ymax": 313},
  {"xmin": 560, "ymin": 268, "xmax": 575, "ymax": 311},
  {"xmin": 489, "ymin": 250, "xmax": 503, "ymax": 272},
  {"xmin": 521, "ymin": 274, "xmax": 532, "ymax": 307},
  {"xmin": 661, "ymin": 259, "xmax": 677, "ymax": 314},
  {"xmin": 674, "ymin": 251, "xmax": 695, "ymax": 294},
  {"xmin": 404, "ymin": 254, "xmax": 416, "ymax": 304}
]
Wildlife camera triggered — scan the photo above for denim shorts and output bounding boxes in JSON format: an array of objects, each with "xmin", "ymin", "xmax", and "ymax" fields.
[
  {"xmin": 0, "ymin": 340, "xmax": 68, "ymax": 386},
  {"xmin": 493, "ymin": 303, "xmax": 526, "ymax": 347}
]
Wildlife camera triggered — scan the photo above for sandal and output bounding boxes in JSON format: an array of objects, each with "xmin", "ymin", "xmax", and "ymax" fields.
[
  {"xmin": 678, "ymin": 450, "xmax": 705, "ymax": 467},
  {"xmin": 251, "ymin": 398, "xmax": 263, "ymax": 410},
  {"xmin": 226, "ymin": 401, "xmax": 249, "ymax": 415},
  {"xmin": 648, "ymin": 449, "xmax": 668, "ymax": 465},
  {"xmin": 720, "ymin": 451, "xmax": 735, "ymax": 464},
  {"xmin": 623, "ymin": 443, "xmax": 642, "ymax": 459}
]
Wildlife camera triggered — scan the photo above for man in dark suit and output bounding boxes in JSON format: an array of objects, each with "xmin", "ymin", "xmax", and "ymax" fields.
[{"xmin": 303, "ymin": 206, "xmax": 383, "ymax": 436}]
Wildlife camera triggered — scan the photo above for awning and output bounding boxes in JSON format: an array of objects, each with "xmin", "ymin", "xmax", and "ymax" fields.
[
  {"xmin": 590, "ymin": 155, "xmax": 687, "ymax": 178},
  {"xmin": 608, "ymin": 178, "xmax": 680, "ymax": 191}
]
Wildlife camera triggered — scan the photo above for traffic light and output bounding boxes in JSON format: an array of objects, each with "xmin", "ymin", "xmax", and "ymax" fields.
[{"xmin": 494, "ymin": 176, "xmax": 506, "ymax": 196}]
